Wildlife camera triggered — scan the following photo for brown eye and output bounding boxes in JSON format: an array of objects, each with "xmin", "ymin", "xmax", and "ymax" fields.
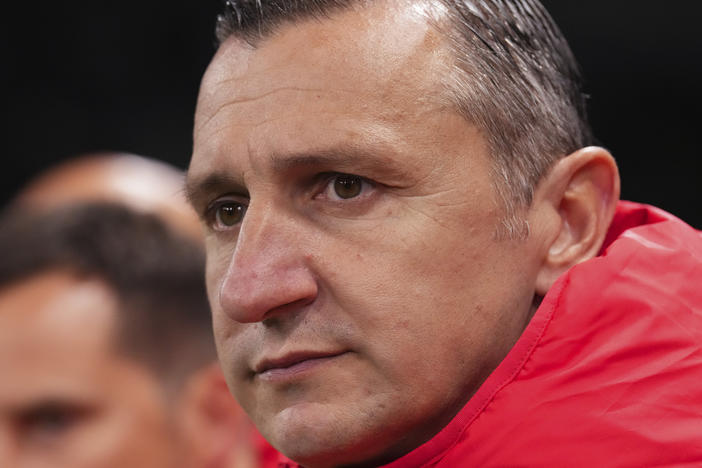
[
  {"xmin": 333, "ymin": 175, "xmax": 363, "ymax": 199},
  {"xmin": 215, "ymin": 202, "xmax": 246, "ymax": 227}
]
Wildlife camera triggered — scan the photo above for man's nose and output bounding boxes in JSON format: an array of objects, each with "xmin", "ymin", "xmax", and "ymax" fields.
[{"xmin": 218, "ymin": 205, "xmax": 318, "ymax": 323}]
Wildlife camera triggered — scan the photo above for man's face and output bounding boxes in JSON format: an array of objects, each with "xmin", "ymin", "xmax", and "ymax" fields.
[
  {"xmin": 0, "ymin": 270, "xmax": 177, "ymax": 468},
  {"xmin": 190, "ymin": 2, "xmax": 543, "ymax": 465}
]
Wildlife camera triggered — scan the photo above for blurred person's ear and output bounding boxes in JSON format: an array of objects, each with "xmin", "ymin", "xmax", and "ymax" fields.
[
  {"xmin": 175, "ymin": 363, "xmax": 258, "ymax": 468},
  {"xmin": 531, "ymin": 146, "xmax": 620, "ymax": 295}
]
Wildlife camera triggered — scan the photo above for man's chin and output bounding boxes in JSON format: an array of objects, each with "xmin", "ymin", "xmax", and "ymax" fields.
[{"xmin": 261, "ymin": 401, "xmax": 386, "ymax": 467}]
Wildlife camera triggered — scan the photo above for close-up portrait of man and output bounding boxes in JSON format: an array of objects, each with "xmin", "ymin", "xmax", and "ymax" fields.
[{"xmin": 186, "ymin": 0, "xmax": 702, "ymax": 467}]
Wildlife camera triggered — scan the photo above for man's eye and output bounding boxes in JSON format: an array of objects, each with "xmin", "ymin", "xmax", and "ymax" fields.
[
  {"xmin": 212, "ymin": 201, "xmax": 247, "ymax": 229},
  {"xmin": 333, "ymin": 175, "xmax": 364, "ymax": 199},
  {"xmin": 321, "ymin": 174, "xmax": 375, "ymax": 202}
]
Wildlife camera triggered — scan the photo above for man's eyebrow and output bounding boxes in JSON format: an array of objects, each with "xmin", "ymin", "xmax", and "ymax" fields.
[
  {"xmin": 269, "ymin": 145, "xmax": 408, "ymax": 180},
  {"xmin": 184, "ymin": 172, "xmax": 246, "ymax": 208},
  {"xmin": 186, "ymin": 145, "xmax": 408, "ymax": 207},
  {"xmin": 271, "ymin": 152, "xmax": 350, "ymax": 172}
]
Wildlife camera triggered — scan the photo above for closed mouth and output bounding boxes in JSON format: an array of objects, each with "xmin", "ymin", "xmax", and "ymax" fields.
[{"xmin": 254, "ymin": 350, "xmax": 349, "ymax": 378}]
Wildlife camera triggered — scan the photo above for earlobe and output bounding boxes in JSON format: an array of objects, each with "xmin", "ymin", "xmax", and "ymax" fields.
[{"xmin": 534, "ymin": 147, "xmax": 620, "ymax": 295}]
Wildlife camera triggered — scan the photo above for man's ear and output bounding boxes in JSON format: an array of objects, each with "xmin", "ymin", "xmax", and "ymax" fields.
[
  {"xmin": 532, "ymin": 146, "xmax": 620, "ymax": 296},
  {"xmin": 175, "ymin": 363, "xmax": 257, "ymax": 468}
]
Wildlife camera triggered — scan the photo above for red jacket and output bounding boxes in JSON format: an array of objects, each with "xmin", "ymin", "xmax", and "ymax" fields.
[{"xmin": 274, "ymin": 201, "xmax": 702, "ymax": 467}]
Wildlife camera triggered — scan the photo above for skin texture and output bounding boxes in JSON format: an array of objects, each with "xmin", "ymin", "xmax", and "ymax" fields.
[
  {"xmin": 189, "ymin": 0, "xmax": 620, "ymax": 466},
  {"xmin": 189, "ymin": 2, "xmax": 552, "ymax": 466},
  {"xmin": 0, "ymin": 270, "xmax": 178, "ymax": 468}
]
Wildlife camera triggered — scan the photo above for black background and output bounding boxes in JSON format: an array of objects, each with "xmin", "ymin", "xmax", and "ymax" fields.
[{"xmin": 3, "ymin": 1, "xmax": 700, "ymax": 227}]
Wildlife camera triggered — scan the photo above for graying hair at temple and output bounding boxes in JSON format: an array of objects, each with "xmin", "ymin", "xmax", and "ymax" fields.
[{"xmin": 215, "ymin": 0, "xmax": 592, "ymax": 238}]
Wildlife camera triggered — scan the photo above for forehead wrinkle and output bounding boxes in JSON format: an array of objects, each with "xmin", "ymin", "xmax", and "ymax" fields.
[
  {"xmin": 196, "ymin": 86, "xmax": 354, "ymax": 135},
  {"xmin": 194, "ymin": 121, "xmax": 252, "ymax": 155},
  {"xmin": 196, "ymin": 1, "xmax": 454, "ymax": 137}
]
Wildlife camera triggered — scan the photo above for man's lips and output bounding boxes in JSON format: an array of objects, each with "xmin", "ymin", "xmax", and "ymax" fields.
[{"xmin": 253, "ymin": 351, "xmax": 349, "ymax": 380}]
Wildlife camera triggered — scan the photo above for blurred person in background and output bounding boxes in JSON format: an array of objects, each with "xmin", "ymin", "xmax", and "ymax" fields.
[
  {"xmin": 11, "ymin": 151, "xmax": 202, "ymax": 240},
  {"xmin": 0, "ymin": 202, "xmax": 258, "ymax": 468},
  {"xmin": 0, "ymin": 152, "xmax": 276, "ymax": 467}
]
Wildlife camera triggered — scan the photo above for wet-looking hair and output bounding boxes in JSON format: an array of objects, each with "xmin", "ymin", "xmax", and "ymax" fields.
[
  {"xmin": 0, "ymin": 202, "xmax": 214, "ymax": 387},
  {"xmin": 215, "ymin": 0, "xmax": 592, "ymax": 237}
]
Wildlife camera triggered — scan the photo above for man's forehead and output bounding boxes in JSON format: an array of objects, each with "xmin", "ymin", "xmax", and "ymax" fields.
[
  {"xmin": 190, "ymin": 0, "xmax": 457, "ymax": 195},
  {"xmin": 195, "ymin": 0, "xmax": 450, "ymax": 127}
]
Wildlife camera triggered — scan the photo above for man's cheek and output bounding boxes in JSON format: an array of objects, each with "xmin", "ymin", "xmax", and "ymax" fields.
[
  {"xmin": 212, "ymin": 323, "xmax": 249, "ymax": 403},
  {"xmin": 205, "ymin": 254, "xmax": 229, "ymax": 309}
]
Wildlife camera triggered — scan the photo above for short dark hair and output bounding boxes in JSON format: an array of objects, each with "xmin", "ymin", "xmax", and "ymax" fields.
[
  {"xmin": 215, "ymin": 0, "xmax": 591, "ymax": 237},
  {"xmin": 0, "ymin": 202, "xmax": 214, "ymax": 387}
]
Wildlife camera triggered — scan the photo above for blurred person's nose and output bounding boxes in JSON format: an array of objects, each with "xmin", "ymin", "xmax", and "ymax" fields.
[{"xmin": 218, "ymin": 201, "xmax": 318, "ymax": 323}]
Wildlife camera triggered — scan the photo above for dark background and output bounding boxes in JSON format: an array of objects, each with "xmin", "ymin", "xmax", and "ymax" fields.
[{"xmin": 3, "ymin": 1, "xmax": 700, "ymax": 227}]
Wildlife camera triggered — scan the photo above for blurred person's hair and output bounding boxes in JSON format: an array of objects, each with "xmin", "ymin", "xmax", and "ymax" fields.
[
  {"xmin": 215, "ymin": 0, "xmax": 592, "ymax": 237},
  {"xmin": 11, "ymin": 152, "xmax": 202, "ymax": 240},
  {"xmin": 0, "ymin": 202, "xmax": 213, "ymax": 389}
]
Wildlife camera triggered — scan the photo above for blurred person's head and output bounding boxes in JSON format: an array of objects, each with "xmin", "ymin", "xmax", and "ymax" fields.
[
  {"xmin": 0, "ymin": 203, "xmax": 252, "ymax": 468},
  {"xmin": 13, "ymin": 152, "xmax": 201, "ymax": 239}
]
